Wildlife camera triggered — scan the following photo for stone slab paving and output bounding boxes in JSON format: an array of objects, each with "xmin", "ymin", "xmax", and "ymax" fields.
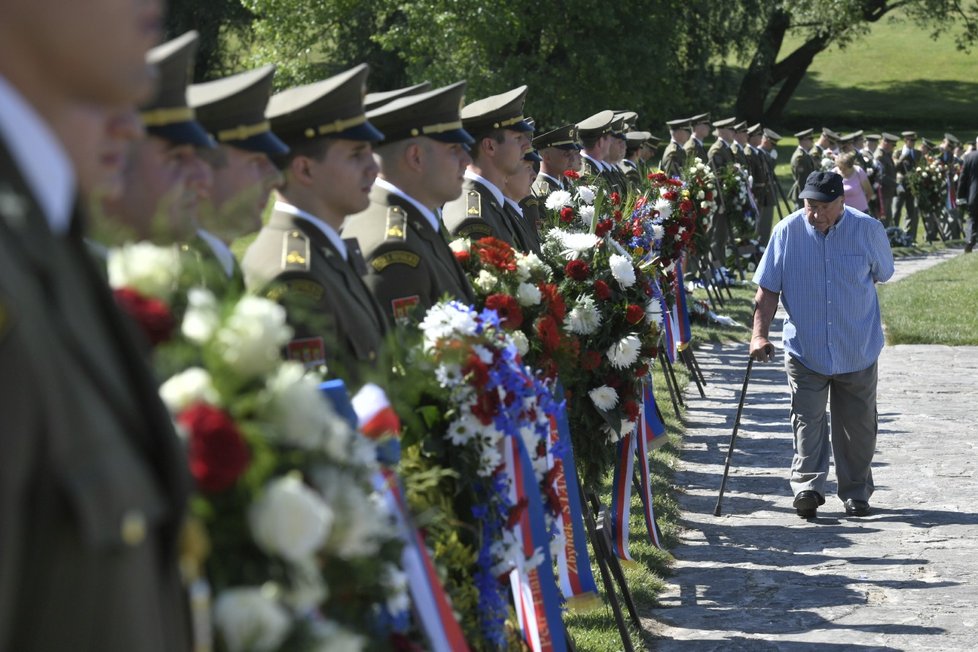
[{"xmin": 646, "ymin": 249, "xmax": 978, "ymax": 651}]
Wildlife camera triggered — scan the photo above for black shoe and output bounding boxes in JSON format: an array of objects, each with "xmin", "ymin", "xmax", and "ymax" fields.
[
  {"xmin": 793, "ymin": 490, "xmax": 825, "ymax": 518},
  {"xmin": 844, "ymin": 499, "xmax": 871, "ymax": 517},
  {"xmin": 965, "ymin": 242, "xmax": 974, "ymax": 253}
]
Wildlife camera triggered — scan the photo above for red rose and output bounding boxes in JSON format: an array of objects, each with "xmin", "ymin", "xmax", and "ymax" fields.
[
  {"xmin": 610, "ymin": 192, "xmax": 621, "ymax": 206},
  {"xmin": 474, "ymin": 237, "xmax": 517, "ymax": 272},
  {"xmin": 582, "ymin": 350, "xmax": 602, "ymax": 371},
  {"xmin": 454, "ymin": 250, "xmax": 471, "ymax": 264},
  {"xmin": 634, "ymin": 363, "xmax": 649, "ymax": 378},
  {"xmin": 680, "ymin": 199, "xmax": 693, "ymax": 213},
  {"xmin": 662, "ymin": 191, "xmax": 678, "ymax": 201},
  {"xmin": 667, "ymin": 178, "xmax": 684, "ymax": 187},
  {"xmin": 613, "ymin": 209, "xmax": 622, "ymax": 221},
  {"xmin": 471, "ymin": 389, "xmax": 501, "ymax": 425},
  {"xmin": 563, "ymin": 169, "xmax": 581, "ymax": 180},
  {"xmin": 539, "ymin": 283, "xmax": 566, "ymax": 321},
  {"xmin": 484, "ymin": 293, "xmax": 524, "ymax": 330},
  {"xmin": 593, "ymin": 279, "xmax": 612, "ymax": 301},
  {"xmin": 536, "ymin": 315, "xmax": 560, "ymax": 353},
  {"xmin": 647, "ymin": 172, "xmax": 667, "ymax": 183},
  {"xmin": 595, "ymin": 219, "xmax": 614, "ymax": 237},
  {"xmin": 179, "ymin": 403, "xmax": 251, "ymax": 493},
  {"xmin": 705, "ymin": 191, "xmax": 713, "ymax": 200},
  {"xmin": 564, "ymin": 259, "xmax": 590, "ymax": 281},
  {"xmin": 114, "ymin": 287, "xmax": 175, "ymax": 346},
  {"xmin": 625, "ymin": 304, "xmax": 645, "ymax": 325},
  {"xmin": 559, "ymin": 206, "xmax": 575, "ymax": 224},
  {"xmin": 623, "ymin": 399, "xmax": 640, "ymax": 422}
]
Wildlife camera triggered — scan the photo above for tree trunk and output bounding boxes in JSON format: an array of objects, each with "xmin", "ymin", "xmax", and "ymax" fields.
[
  {"xmin": 763, "ymin": 34, "xmax": 831, "ymax": 123},
  {"xmin": 735, "ymin": 8, "xmax": 790, "ymax": 124}
]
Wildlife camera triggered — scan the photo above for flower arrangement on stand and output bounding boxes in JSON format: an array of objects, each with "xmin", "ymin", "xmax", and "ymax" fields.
[
  {"xmin": 679, "ymin": 158, "xmax": 718, "ymax": 258},
  {"xmin": 906, "ymin": 157, "xmax": 948, "ymax": 216},
  {"xmin": 109, "ymin": 243, "xmax": 405, "ymax": 652}
]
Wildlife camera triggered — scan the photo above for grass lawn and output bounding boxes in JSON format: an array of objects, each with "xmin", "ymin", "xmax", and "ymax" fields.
[{"xmin": 879, "ymin": 251, "xmax": 978, "ymax": 345}]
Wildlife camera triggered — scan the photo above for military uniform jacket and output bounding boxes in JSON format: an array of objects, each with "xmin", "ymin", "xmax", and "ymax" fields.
[
  {"xmin": 790, "ymin": 146, "xmax": 817, "ymax": 201},
  {"xmin": 708, "ymin": 139, "xmax": 735, "ymax": 172},
  {"xmin": 894, "ymin": 148, "xmax": 920, "ymax": 195},
  {"xmin": 503, "ymin": 199, "xmax": 541, "ymax": 255},
  {"xmin": 684, "ymin": 138, "xmax": 709, "ymax": 167},
  {"xmin": 660, "ymin": 141, "xmax": 687, "ymax": 178},
  {"xmin": 182, "ymin": 230, "xmax": 246, "ymax": 298},
  {"xmin": 241, "ymin": 208, "xmax": 389, "ymax": 385},
  {"xmin": 955, "ymin": 150, "xmax": 978, "ymax": 218},
  {"xmin": 874, "ymin": 147, "xmax": 897, "ymax": 192},
  {"xmin": 443, "ymin": 177, "xmax": 518, "ymax": 246},
  {"xmin": 519, "ymin": 195, "xmax": 545, "ymax": 251},
  {"xmin": 732, "ymin": 142, "xmax": 749, "ymax": 167},
  {"xmin": 0, "ymin": 142, "xmax": 190, "ymax": 652},
  {"xmin": 342, "ymin": 184, "xmax": 476, "ymax": 323},
  {"xmin": 620, "ymin": 159, "xmax": 643, "ymax": 189},
  {"xmin": 532, "ymin": 172, "xmax": 565, "ymax": 198},
  {"xmin": 747, "ymin": 146, "xmax": 775, "ymax": 206}
]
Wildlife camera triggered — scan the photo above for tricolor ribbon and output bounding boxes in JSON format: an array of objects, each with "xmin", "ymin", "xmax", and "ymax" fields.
[
  {"xmin": 636, "ymin": 380, "xmax": 666, "ymax": 549},
  {"xmin": 947, "ymin": 175, "xmax": 958, "ymax": 210},
  {"xmin": 351, "ymin": 382, "xmax": 401, "ymax": 438},
  {"xmin": 505, "ymin": 435, "xmax": 567, "ymax": 652},
  {"xmin": 641, "ymin": 379, "xmax": 668, "ymax": 450},
  {"xmin": 549, "ymin": 385, "xmax": 600, "ymax": 609},
  {"xmin": 671, "ymin": 254, "xmax": 693, "ymax": 350},
  {"xmin": 374, "ymin": 470, "xmax": 471, "ymax": 652},
  {"xmin": 652, "ymin": 279, "xmax": 677, "ymax": 363},
  {"xmin": 609, "ymin": 430, "xmax": 637, "ymax": 564}
]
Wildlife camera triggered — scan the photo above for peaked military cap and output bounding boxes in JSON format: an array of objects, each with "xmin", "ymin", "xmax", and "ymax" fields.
[
  {"xmin": 461, "ymin": 85, "xmax": 533, "ymax": 133},
  {"xmin": 610, "ymin": 115, "xmax": 627, "ymax": 138},
  {"xmin": 666, "ymin": 117, "xmax": 692, "ymax": 131},
  {"xmin": 820, "ymin": 127, "xmax": 840, "ymax": 140},
  {"xmin": 625, "ymin": 130, "xmax": 652, "ymax": 145},
  {"xmin": 364, "ymin": 81, "xmax": 432, "ymax": 113},
  {"xmin": 140, "ymin": 31, "xmax": 212, "ymax": 148},
  {"xmin": 267, "ymin": 64, "xmax": 383, "ymax": 143},
  {"xmin": 748, "ymin": 123, "xmax": 763, "ymax": 136},
  {"xmin": 900, "ymin": 130, "xmax": 918, "ymax": 139},
  {"xmin": 688, "ymin": 113, "xmax": 711, "ymax": 125},
  {"xmin": 533, "ymin": 124, "xmax": 581, "ymax": 150},
  {"xmin": 763, "ymin": 128, "xmax": 782, "ymax": 142},
  {"xmin": 945, "ymin": 132, "xmax": 961, "ymax": 144},
  {"xmin": 648, "ymin": 134, "xmax": 664, "ymax": 143},
  {"xmin": 367, "ymin": 80, "xmax": 473, "ymax": 145},
  {"xmin": 733, "ymin": 121, "xmax": 749, "ymax": 132},
  {"xmin": 849, "ymin": 130, "xmax": 864, "ymax": 139},
  {"xmin": 188, "ymin": 65, "xmax": 288, "ymax": 156},
  {"xmin": 865, "ymin": 133, "xmax": 881, "ymax": 141},
  {"xmin": 794, "ymin": 128, "xmax": 814, "ymax": 139},
  {"xmin": 712, "ymin": 117, "xmax": 737, "ymax": 129},
  {"xmin": 922, "ymin": 137, "xmax": 937, "ymax": 148},
  {"xmin": 576, "ymin": 110, "xmax": 616, "ymax": 137},
  {"xmin": 614, "ymin": 111, "xmax": 638, "ymax": 130},
  {"xmin": 882, "ymin": 132, "xmax": 900, "ymax": 143},
  {"xmin": 838, "ymin": 133, "xmax": 856, "ymax": 145}
]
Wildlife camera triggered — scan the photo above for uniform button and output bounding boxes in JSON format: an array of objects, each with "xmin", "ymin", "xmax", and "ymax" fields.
[{"xmin": 121, "ymin": 510, "xmax": 147, "ymax": 546}]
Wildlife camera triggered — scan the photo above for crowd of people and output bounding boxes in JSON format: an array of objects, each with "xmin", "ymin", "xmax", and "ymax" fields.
[{"xmin": 1, "ymin": 3, "xmax": 969, "ymax": 650}]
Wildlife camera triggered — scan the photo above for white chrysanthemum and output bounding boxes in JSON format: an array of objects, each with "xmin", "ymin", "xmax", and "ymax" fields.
[
  {"xmin": 181, "ymin": 287, "xmax": 220, "ymax": 344},
  {"xmin": 566, "ymin": 295, "xmax": 602, "ymax": 335},
  {"xmin": 609, "ymin": 254, "xmax": 636, "ymax": 288},
  {"xmin": 510, "ymin": 330, "xmax": 530, "ymax": 356},
  {"xmin": 646, "ymin": 299, "xmax": 663, "ymax": 327},
  {"xmin": 576, "ymin": 186, "xmax": 596, "ymax": 205},
  {"xmin": 474, "ymin": 269, "xmax": 498, "ymax": 293},
  {"xmin": 107, "ymin": 242, "xmax": 181, "ymax": 301},
  {"xmin": 545, "ymin": 189, "xmax": 573, "ymax": 210},
  {"xmin": 449, "ymin": 238, "xmax": 470, "ymax": 254},
  {"xmin": 419, "ymin": 302, "xmax": 478, "ymax": 346},
  {"xmin": 651, "ymin": 224, "xmax": 665, "ymax": 240},
  {"xmin": 446, "ymin": 413, "xmax": 481, "ymax": 446},
  {"xmin": 607, "ymin": 334, "xmax": 641, "ymax": 369},
  {"xmin": 654, "ymin": 197, "xmax": 673, "ymax": 221},
  {"xmin": 477, "ymin": 443, "xmax": 503, "ymax": 476},
  {"xmin": 249, "ymin": 475, "xmax": 333, "ymax": 563},
  {"xmin": 215, "ymin": 296, "xmax": 293, "ymax": 379},
  {"xmin": 213, "ymin": 587, "xmax": 291, "ymax": 652},
  {"xmin": 159, "ymin": 367, "xmax": 219, "ymax": 413},
  {"xmin": 557, "ymin": 231, "xmax": 601, "ymax": 260},
  {"xmin": 516, "ymin": 282, "xmax": 542, "ymax": 306},
  {"xmin": 579, "ymin": 205, "xmax": 595, "ymax": 225},
  {"xmin": 589, "ymin": 385, "xmax": 619, "ymax": 411}
]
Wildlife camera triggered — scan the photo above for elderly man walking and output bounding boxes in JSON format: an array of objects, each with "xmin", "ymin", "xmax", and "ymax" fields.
[{"xmin": 750, "ymin": 172, "xmax": 894, "ymax": 519}]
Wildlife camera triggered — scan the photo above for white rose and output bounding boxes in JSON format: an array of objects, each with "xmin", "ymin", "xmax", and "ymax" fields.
[
  {"xmin": 510, "ymin": 330, "xmax": 529, "ymax": 356},
  {"xmin": 215, "ymin": 296, "xmax": 293, "ymax": 379},
  {"xmin": 516, "ymin": 282, "xmax": 542, "ymax": 306},
  {"xmin": 697, "ymin": 190, "xmax": 705, "ymax": 200},
  {"xmin": 181, "ymin": 287, "xmax": 220, "ymax": 344},
  {"xmin": 159, "ymin": 367, "xmax": 219, "ymax": 413},
  {"xmin": 448, "ymin": 238, "xmax": 470, "ymax": 254},
  {"xmin": 262, "ymin": 362, "xmax": 353, "ymax": 457},
  {"xmin": 107, "ymin": 242, "xmax": 181, "ymax": 301},
  {"xmin": 474, "ymin": 269, "xmax": 498, "ymax": 293},
  {"xmin": 249, "ymin": 475, "xmax": 334, "ymax": 563},
  {"xmin": 213, "ymin": 587, "xmax": 291, "ymax": 652}
]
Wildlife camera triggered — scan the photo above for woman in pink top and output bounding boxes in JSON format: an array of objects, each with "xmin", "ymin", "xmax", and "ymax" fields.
[{"xmin": 833, "ymin": 151, "xmax": 874, "ymax": 213}]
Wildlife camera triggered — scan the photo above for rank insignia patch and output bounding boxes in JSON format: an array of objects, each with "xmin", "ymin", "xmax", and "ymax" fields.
[{"xmin": 287, "ymin": 336, "xmax": 326, "ymax": 368}]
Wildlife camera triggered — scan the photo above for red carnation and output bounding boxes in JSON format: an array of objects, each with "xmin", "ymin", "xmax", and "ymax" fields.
[
  {"xmin": 610, "ymin": 192, "xmax": 621, "ymax": 206},
  {"xmin": 680, "ymin": 199, "xmax": 693, "ymax": 213},
  {"xmin": 484, "ymin": 293, "xmax": 524, "ymax": 330},
  {"xmin": 539, "ymin": 283, "xmax": 566, "ymax": 320},
  {"xmin": 454, "ymin": 250, "xmax": 471, "ymax": 264},
  {"xmin": 471, "ymin": 390, "xmax": 501, "ymax": 425},
  {"xmin": 114, "ymin": 287, "xmax": 176, "ymax": 346},
  {"xmin": 564, "ymin": 259, "xmax": 590, "ymax": 281},
  {"xmin": 705, "ymin": 191, "xmax": 714, "ymax": 200},
  {"xmin": 179, "ymin": 402, "xmax": 251, "ymax": 493},
  {"xmin": 595, "ymin": 219, "xmax": 614, "ymax": 237},
  {"xmin": 559, "ymin": 206, "xmax": 575, "ymax": 224},
  {"xmin": 563, "ymin": 169, "xmax": 581, "ymax": 180},
  {"xmin": 634, "ymin": 362, "xmax": 649, "ymax": 377},
  {"xmin": 536, "ymin": 315, "xmax": 560, "ymax": 353},
  {"xmin": 593, "ymin": 279, "xmax": 612, "ymax": 301},
  {"xmin": 623, "ymin": 399, "xmax": 640, "ymax": 422},
  {"xmin": 582, "ymin": 350, "xmax": 602, "ymax": 371},
  {"xmin": 667, "ymin": 178, "xmax": 684, "ymax": 187},
  {"xmin": 662, "ymin": 190, "xmax": 678, "ymax": 201},
  {"xmin": 625, "ymin": 304, "xmax": 645, "ymax": 325},
  {"xmin": 647, "ymin": 172, "xmax": 667, "ymax": 183},
  {"xmin": 474, "ymin": 237, "xmax": 517, "ymax": 272}
]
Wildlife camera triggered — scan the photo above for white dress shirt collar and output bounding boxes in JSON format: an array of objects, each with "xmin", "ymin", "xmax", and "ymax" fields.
[
  {"xmin": 465, "ymin": 169, "xmax": 506, "ymax": 208},
  {"xmin": 274, "ymin": 200, "xmax": 347, "ymax": 260},
  {"xmin": 373, "ymin": 177, "xmax": 441, "ymax": 233},
  {"xmin": 196, "ymin": 228, "xmax": 235, "ymax": 277}
]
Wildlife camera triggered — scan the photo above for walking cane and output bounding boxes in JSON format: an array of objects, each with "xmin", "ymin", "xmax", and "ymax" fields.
[{"xmin": 714, "ymin": 341, "xmax": 773, "ymax": 516}]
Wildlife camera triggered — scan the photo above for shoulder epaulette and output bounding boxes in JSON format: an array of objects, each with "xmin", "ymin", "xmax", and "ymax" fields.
[
  {"xmin": 281, "ymin": 229, "xmax": 310, "ymax": 271},
  {"xmin": 371, "ymin": 250, "xmax": 420, "ymax": 271},
  {"xmin": 465, "ymin": 190, "xmax": 482, "ymax": 218},
  {"xmin": 384, "ymin": 205, "xmax": 408, "ymax": 241}
]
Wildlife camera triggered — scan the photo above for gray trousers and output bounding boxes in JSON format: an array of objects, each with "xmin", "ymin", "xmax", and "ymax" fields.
[{"xmin": 786, "ymin": 356, "xmax": 878, "ymax": 502}]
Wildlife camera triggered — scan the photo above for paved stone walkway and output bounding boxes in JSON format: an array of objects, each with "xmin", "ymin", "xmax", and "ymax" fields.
[{"xmin": 646, "ymin": 249, "xmax": 978, "ymax": 651}]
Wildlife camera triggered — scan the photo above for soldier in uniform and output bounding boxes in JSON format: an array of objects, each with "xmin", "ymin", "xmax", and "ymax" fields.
[
  {"xmin": 100, "ymin": 32, "xmax": 214, "ymax": 245},
  {"xmin": 576, "ymin": 109, "xmax": 616, "ymax": 182},
  {"xmin": 731, "ymin": 121, "xmax": 750, "ymax": 166},
  {"xmin": 241, "ymin": 64, "xmax": 390, "ymax": 385},
  {"xmin": 875, "ymin": 133, "xmax": 899, "ymax": 226},
  {"xmin": 341, "ymin": 81, "xmax": 477, "ymax": 323},
  {"xmin": 809, "ymin": 127, "xmax": 838, "ymax": 169},
  {"xmin": 660, "ymin": 117, "xmax": 691, "ymax": 177},
  {"xmin": 684, "ymin": 112, "xmax": 711, "ymax": 166},
  {"xmin": 0, "ymin": 1, "xmax": 193, "ymax": 650},
  {"xmin": 956, "ymin": 136, "xmax": 978, "ymax": 252},
  {"xmin": 707, "ymin": 117, "xmax": 736, "ymax": 261},
  {"xmin": 622, "ymin": 131, "xmax": 651, "ymax": 187},
  {"xmin": 939, "ymin": 132, "xmax": 963, "ymax": 238},
  {"xmin": 790, "ymin": 129, "xmax": 817, "ymax": 209},
  {"xmin": 364, "ymin": 81, "xmax": 431, "ymax": 112},
  {"xmin": 188, "ymin": 64, "xmax": 288, "ymax": 292},
  {"xmin": 893, "ymin": 130, "xmax": 921, "ymax": 239},
  {"xmin": 442, "ymin": 85, "xmax": 534, "ymax": 247},
  {"xmin": 532, "ymin": 124, "xmax": 581, "ymax": 195},
  {"xmin": 504, "ymin": 149, "xmax": 544, "ymax": 254},
  {"xmin": 642, "ymin": 135, "xmax": 661, "ymax": 168},
  {"xmin": 757, "ymin": 128, "xmax": 782, "ymax": 242}
]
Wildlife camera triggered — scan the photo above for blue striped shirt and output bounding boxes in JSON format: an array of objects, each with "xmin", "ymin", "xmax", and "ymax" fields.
[{"xmin": 753, "ymin": 206, "xmax": 894, "ymax": 376}]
